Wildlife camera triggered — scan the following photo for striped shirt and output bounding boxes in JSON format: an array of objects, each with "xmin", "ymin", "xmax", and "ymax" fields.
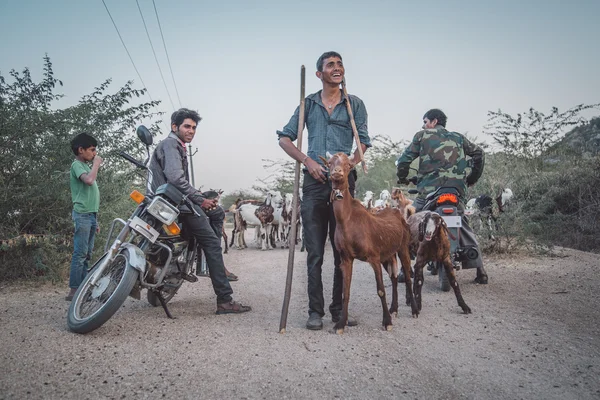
[{"xmin": 277, "ymin": 90, "xmax": 371, "ymax": 166}]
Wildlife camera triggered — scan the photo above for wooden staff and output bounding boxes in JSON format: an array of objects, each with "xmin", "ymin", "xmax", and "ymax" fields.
[
  {"xmin": 279, "ymin": 65, "xmax": 305, "ymax": 334},
  {"xmin": 341, "ymin": 77, "xmax": 367, "ymax": 174}
]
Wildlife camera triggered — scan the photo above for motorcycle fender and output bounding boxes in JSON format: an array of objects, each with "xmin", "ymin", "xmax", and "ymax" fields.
[{"xmin": 120, "ymin": 243, "xmax": 147, "ymax": 274}]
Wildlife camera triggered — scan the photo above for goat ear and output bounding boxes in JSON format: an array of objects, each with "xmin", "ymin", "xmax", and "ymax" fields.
[{"xmin": 318, "ymin": 155, "xmax": 329, "ymax": 165}]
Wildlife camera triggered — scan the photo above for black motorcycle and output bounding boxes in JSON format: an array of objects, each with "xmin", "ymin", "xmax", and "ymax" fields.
[{"xmin": 67, "ymin": 126, "xmax": 207, "ymax": 333}]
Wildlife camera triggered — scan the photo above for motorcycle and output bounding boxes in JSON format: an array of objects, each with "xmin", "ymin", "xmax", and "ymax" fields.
[
  {"xmin": 67, "ymin": 125, "xmax": 209, "ymax": 334},
  {"xmin": 407, "ymin": 180, "xmax": 479, "ymax": 292}
]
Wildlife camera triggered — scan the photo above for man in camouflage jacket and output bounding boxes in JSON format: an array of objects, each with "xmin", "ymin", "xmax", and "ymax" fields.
[{"xmin": 396, "ymin": 108, "xmax": 488, "ymax": 284}]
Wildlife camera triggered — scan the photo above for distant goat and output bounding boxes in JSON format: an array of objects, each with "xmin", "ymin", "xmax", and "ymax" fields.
[
  {"xmin": 373, "ymin": 189, "xmax": 391, "ymax": 208},
  {"xmin": 407, "ymin": 211, "xmax": 471, "ymax": 314},
  {"xmin": 233, "ymin": 191, "xmax": 278, "ymax": 250},
  {"xmin": 390, "ymin": 188, "xmax": 416, "ymax": 219},
  {"xmin": 322, "ymin": 153, "xmax": 417, "ymax": 334},
  {"xmin": 465, "ymin": 188, "xmax": 513, "ymax": 239},
  {"xmin": 361, "ymin": 190, "xmax": 374, "ymax": 209}
]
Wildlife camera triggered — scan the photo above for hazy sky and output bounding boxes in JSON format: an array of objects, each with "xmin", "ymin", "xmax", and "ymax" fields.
[{"xmin": 1, "ymin": 0, "xmax": 599, "ymax": 193}]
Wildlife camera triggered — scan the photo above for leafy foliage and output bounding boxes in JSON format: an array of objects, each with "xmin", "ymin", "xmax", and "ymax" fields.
[
  {"xmin": 0, "ymin": 56, "xmax": 162, "ymax": 281},
  {"xmin": 484, "ymin": 104, "xmax": 600, "ymax": 161}
]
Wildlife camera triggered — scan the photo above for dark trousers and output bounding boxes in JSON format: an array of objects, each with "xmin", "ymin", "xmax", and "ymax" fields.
[
  {"xmin": 414, "ymin": 197, "xmax": 484, "ymax": 270},
  {"xmin": 180, "ymin": 206, "xmax": 232, "ymax": 304},
  {"xmin": 301, "ymin": 170, "xmax": 356, "ymax": 318}
]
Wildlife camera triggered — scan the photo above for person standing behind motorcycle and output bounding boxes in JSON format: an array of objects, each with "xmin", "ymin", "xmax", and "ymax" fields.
[
  {"xmin": 147, "ymin": 108, "xmax": 251, "ymax": 314},
  {"xmin": 395, "ymin": 109, "xmax": 488, "ymax": 284},
  {"xmin": 67, "ymin": 133, "xmax": 103, "ymax": 301}
]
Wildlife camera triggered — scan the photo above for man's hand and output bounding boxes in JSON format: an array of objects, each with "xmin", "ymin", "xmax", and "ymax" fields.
[
  {"xmin": 93, "ymin": 155, "xmax": 103, "ymax": 167},
  {"xmin": 201, "ymin": 198, "xmax": 218, "ymax": 210},
  {"xmin": 304, "ymin": 157, "xmax": 328, "ymax": 184}
]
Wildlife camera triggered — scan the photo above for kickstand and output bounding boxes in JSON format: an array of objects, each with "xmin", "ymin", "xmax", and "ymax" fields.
[{"xmin": 156, "ymin": 292, "xmax": 176, "ymax": 319}]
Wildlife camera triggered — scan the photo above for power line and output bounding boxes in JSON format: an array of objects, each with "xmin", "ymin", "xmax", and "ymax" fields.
[
  {"xmin": 101, "ymin": 0, "xmax": 154, "ymax": 104},
  {"xmin": 101, "ymin": 0, "xmax": 168, "ymax": 131},
  {"xmin": 152, "ymin": 0, "xmax": 182, "ymax": 108},
  {"xmin": 135, "ymin": 0, "xmax": 176, "ymax": 111}
]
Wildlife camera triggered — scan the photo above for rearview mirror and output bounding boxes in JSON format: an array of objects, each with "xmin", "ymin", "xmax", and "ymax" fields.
[{"xmin": 136, "ymin": 125, "xmax": 153, "ymax": 146}]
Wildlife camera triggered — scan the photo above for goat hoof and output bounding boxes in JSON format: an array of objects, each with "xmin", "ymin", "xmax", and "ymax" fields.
[
  {"xmin": 384, "ymin": 325, "xmax": 392, "ymax": 331},
  {"xmin": 462, "ymin": 305, "xmax": 472, "ymax": 314},
  {"xmin": 336, "ymin": 329, "xmax": 344, "ymax": 335}
]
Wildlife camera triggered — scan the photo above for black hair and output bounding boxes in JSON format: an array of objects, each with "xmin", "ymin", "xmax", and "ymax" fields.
[
  {"xmin": 316, "ymin": 51, "xmax": 343, "ymax": 72},
  {"xmin": 170, "ymin": 108, "xmax": 201, "ymax": 130},
  {"xmin": 423, "ymin": 109, "xmax": 448, "ymax": 127},
  {"xmin": 70, "ymin": 132, "xmax": 98, "ymax": 156}
]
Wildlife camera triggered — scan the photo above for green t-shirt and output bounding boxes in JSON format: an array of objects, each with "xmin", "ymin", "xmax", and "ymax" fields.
[{"xmin": 70, "ymin": 160, "xmax": 100, "ymax": 213}]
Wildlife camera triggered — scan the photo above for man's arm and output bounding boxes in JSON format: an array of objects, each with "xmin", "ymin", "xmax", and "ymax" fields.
[
  {"xmin": 159, "ymin": 140, "xmax": 209, "ymax": 207},
  {"xmin": 463, "ymin": 137, "xmax": 485, "ymax": 186},
  {"xmin": 396, "ymin": 131, "xmax": 422, "ymax": 182},
  {"xmin": 277, "ymin": 104, "xmax": 327, "ymax": 183}
]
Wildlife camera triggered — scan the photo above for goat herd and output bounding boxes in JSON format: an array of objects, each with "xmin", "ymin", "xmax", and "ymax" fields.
[{"xmin": 223, "ymin": 154, "xmax": 512, "ymax": 333}]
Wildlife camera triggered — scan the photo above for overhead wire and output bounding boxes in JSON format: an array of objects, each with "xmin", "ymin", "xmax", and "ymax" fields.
[
  {"xmin": 135, "ymin": 0, "xmax": 176, "ymax": 111},
  {"xmin": 101, "ymin": 0, "xmax": 169, "ymax": 132},
  {"xmin": 152, "ymin": 0, "xmax": 183, "ymax": 108}
]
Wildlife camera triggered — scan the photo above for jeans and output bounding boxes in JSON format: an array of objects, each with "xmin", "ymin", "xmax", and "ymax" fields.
[
  {"xmin": 196, "ymin": 206, "xmax": 226, "ymax": 274},
  {"xmin": 180, "ymin": 206, "xmax": 232, "ymax": 304},
  {"xmin": 414, "ymin": 197, "xmax": 484, "ymax": 270},
  {"xmin": 69, "ymin": 211, "xmax": 98, "ymax": 289},
  {"xmin": 301, "ymin": 170, "xmax": 356, "ymax": 318}
]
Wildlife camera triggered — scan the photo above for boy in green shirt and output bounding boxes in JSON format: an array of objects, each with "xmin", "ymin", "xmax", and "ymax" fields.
[{"xmin": 67, "ymin": 133, "xmax": 102, "ymax": 301}]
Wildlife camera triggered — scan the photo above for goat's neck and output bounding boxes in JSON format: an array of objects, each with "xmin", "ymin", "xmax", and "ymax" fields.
[{"xmin": 330, "ymin": 181, "xmax": 353, "ymax": 225}]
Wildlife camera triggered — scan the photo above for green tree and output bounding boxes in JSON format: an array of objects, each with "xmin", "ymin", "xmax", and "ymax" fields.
[
  {"xmin": 484, "ymin": 104, "xmax": 600, "ymax": 162},
  {"xmin": 0, "ymin": 56, "xmax": 162, "ymax": 281}
]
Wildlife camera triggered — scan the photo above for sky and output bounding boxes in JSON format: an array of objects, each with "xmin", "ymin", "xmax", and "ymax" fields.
[{"xmin": 1, "ymin": 0, "xmax": 599, "ymax": 194}]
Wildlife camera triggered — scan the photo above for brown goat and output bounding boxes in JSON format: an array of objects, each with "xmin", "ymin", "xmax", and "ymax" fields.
[
  {"xmin": 321, "ymin": 153, "xmax": 417, "ymax": 334},
  {"xmin": 391, "ymin": 188, "xmax": 416, "ymax": 219},
  {"xmin": 407, "ymin": 211, "xmax": 471, "ymax": 314}
]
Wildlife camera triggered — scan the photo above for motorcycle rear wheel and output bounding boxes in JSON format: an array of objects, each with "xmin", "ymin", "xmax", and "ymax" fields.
[{"xmin": 67, "ymin": 253, "xmax": 138, "ymax": 334}]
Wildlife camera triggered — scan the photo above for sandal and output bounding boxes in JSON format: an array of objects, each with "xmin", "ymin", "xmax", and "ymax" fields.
[
  {"xmin": 216, "ymin": 300, "xmax": 252, "ymax": 314},
  {"xmin": 226, "ymin": 272, "xmax": 238, "ymax": 282}
]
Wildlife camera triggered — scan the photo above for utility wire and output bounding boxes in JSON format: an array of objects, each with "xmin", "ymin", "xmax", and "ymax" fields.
[
  {"xmin": 152, "ymin": 0, "xmax": 182, "ymax": 108},
  {"xmin": 101, "ymin": 0, "xmax": 169, "ymax": 132},
  {"xmin": 136, "ymin": 0, "xmax": 176, "ymax": 110},
  {"xmin": 101, "ymin": 0, "xmax": 154, "ymax": 104}
]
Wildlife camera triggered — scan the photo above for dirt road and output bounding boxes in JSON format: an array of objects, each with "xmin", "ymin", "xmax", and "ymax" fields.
[{"xmin": 1, "ymin": 238, "xmax": 599, "ymax": 399}]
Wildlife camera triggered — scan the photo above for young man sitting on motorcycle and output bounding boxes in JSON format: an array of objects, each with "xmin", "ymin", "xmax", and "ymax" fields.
[
  {"xmin": 395, "ymin": 108, "xmax": 488, "ymax": 284},
  {"xmin": 147, "ymin": 108, "xmax": 251, "ymax": 314}
]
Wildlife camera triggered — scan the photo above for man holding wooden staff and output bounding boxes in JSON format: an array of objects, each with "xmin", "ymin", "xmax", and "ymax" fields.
[{"xmin": 277, "ymin": 51, "xmax": 371, "ymax": 330}]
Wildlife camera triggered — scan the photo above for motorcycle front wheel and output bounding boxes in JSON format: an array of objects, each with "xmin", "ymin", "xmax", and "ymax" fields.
[{"xmin": 67, "ymin": 253, "xmax": 138, "ymax": 334}]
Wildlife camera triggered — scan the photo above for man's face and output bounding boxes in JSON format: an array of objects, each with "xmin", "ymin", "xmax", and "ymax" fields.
[
  {"xmin": 423, "ymin": 118, "xmax": 437, "ymax": 130},
  {"xmin": 173, "ymin": 118, "xmax": 197, "ymax": 143},
  {"xmin": 316, "ymin": 56, "xmax": 344, "ymax": 85},
  {"xmin": 79, "ymin": 146, "xmax": 97, "ymax": 162}
]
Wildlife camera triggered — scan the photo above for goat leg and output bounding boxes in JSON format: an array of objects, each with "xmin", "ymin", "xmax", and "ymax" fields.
[
  {"xmin": 442, "ymin": 257, "xmax": 472, "ymax": 314},
  {"xmin": 384, "ymin": 257, "xmax": 399, "ymax": 317},
  {"xmin": 412, "ymin": 260, "xmax": 426, "ymax": 312},
  {"xmin": 399, "ymin": 249, "xmax": 418, "ymax": 318},
  {"xmin": 370, "ymin": 259, "xmax": 393, "ymax": 331},
  {"xmin": 333, "ymin": 260, "xmax": 353, "ymax": 334}
]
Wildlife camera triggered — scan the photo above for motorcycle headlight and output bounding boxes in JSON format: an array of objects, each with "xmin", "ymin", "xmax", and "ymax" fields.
[{"xmin": 147, "ymin": 197, "xmax": 180, "ymax": 225}]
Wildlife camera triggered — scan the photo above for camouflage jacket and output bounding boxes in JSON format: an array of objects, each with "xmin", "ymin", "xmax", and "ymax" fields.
[{"xmin": 396, "ymin": 126, "xmax": 484, "ymax": 199}]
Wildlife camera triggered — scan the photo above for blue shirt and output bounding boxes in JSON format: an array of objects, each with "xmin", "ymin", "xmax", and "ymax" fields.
[{"xmin": 277, "ymin": 90, "xmax": 371, "ymax": 166}]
